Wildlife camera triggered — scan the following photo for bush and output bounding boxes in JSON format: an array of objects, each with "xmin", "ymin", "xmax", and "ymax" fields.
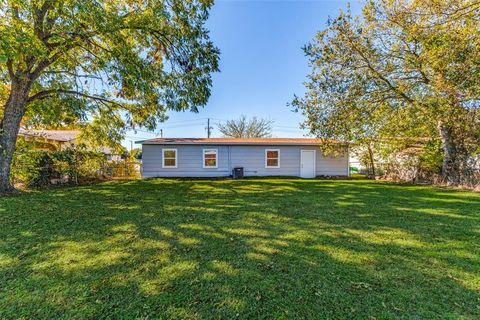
[{"xmin": 12, "ymin": 149, "xmax": 106, "ymax": 187}]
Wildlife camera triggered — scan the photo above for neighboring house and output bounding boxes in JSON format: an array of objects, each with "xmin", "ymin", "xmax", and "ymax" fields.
[
  {"xmin": 137, "ymin": 138, "xmax": 349, "ymax": 178},
  {"xmin": 18, "ymin": 129, "xmax": 122, "ymax": 161}
]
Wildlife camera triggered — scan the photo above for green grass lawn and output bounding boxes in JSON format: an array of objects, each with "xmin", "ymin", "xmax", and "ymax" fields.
[{"xmin": 1, "ymin": 179, "xmax": 479, "ymax": 319}]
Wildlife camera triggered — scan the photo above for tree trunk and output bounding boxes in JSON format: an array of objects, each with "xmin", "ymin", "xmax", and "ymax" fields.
[
  {"xmin": 367, "ymin": 143, "xmax": 376, "ymax": 178},
  {"xmin": 437, "ymin": 120, "xmax": 460, "ymax": 185},
  {"xmin": 0, "ymin": 79, "xmax": 30, "ymax": 195}
]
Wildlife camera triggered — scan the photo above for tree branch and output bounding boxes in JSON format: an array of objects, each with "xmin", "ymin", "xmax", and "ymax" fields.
[
  {"xmin": 45, "ymin": 70, "xmax": 102, "ymax": 80},
  {"xmin": 347, "ymin": 37, "xmax": 416, "ymax": 105},
  {"xmin": 27, "ymin": 89, "xmax": 124, "ymax": 109},
  {"xmin": 6, "ymin": 59, "xmax": 15, "ymax": 80},
  {"xmin": 29, "ymin": 48, "xmax": 73, "ymax": 80}
]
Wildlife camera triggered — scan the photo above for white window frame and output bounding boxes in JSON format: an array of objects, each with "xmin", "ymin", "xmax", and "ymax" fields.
[
  {"xmin": 162, "ymin": 148, "xmax": 177, "ymax": 168},
  {"xmin": 203, "ymin": 148, "xmax": 218, "ymax": 168},
  {"xmin": 265, "ymin": 149, "xmax": 280, "ymax": 168}
]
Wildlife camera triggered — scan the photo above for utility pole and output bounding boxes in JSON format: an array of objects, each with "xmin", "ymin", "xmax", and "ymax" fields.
[
  {"xmin": 130, "ymin": 140, "xmax": 133, "ymax": 151},
  {"xmin": 206, "ymin": 118, "xmax": 213, "ymax": 138},
  {"xmin": 156, "ymin": 128, "xmax": 163, "ymax": 138}
]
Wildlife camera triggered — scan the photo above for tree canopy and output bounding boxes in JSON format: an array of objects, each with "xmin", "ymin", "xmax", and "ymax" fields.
[
  {"xmin": 292, "ymin": 0, "xmax": 480, "ymax": 184},
  {"xmin": 217, "ymin": 115, "xmax": 273, "ymax": 138},
  {"xmin": 0, "ymin": 0, "xmax": 219, "ymax": 193}
]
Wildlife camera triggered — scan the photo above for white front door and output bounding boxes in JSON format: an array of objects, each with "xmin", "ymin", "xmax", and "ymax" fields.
[{"xmin": 300, "ymin": 150, "xmax": 316, "ymax": 178}]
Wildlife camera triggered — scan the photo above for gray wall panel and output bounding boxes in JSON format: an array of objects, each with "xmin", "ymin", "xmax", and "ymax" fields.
[{"xmin": 142, "ymin": 144, "xmax": 348, "ymax": 178}]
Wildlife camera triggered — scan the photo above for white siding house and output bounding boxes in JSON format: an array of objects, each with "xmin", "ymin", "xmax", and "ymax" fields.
[{"xmin": 138, "ymin": 138, "xmax": 349, "ymax": 178}]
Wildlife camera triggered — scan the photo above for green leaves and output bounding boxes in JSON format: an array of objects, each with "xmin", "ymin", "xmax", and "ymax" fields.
[
  {"xmin": 1, "ymin": 0, "xmax": 219, "ymax": 143},
  {"xmin": 293, "ymin": 0, "xmax": 480, "ymax": 179}
]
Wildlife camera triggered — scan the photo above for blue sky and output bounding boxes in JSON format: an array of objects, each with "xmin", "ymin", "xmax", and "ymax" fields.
[{"xmin": 124, "ymin": 0, "xmax": 360, "ymax": 149}]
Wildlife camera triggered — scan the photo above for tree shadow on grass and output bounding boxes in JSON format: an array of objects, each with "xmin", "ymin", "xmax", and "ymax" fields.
[{"xmin": 0, "ymin": 178, "xmax": 479, "ymax": 319}]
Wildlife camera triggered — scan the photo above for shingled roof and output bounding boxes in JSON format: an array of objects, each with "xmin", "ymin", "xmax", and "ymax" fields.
[
  {"xmin": 18, "ymin": 129, "xmax": 80, "ymax": 142},
  {"xmin": 137, "ymin": 137, "xmax": 343, "ymax": 145}
]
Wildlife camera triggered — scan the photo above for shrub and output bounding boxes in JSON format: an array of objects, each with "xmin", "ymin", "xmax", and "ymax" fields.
[{"xmin": 12, "ymin": 149, "xmax": 106, "ymax": 187}]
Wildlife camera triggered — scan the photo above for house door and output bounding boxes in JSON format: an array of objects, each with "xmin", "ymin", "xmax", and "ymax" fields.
[{"xmin": 300, "ymin": 150, "xmax": 316, "ymax": 178}]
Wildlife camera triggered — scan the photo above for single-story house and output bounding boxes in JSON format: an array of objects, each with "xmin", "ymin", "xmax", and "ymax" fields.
[
  {"xmin": 18, "ymin": 128, "xmax": 122, "ymax": 161},
  {"xmin": 137, "ymin": 138, "xmax": 349, "ymax": 178}
]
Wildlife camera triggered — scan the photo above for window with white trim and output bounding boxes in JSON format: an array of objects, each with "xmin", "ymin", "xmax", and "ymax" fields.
[
  {"xmin": 265, "ymin": 149, "xmax": 280, "ymax": 168},
  {"xmin": 162, "ymin": 148, "xmax": 177, "ymax": 168},
  {"xmin": 203, "ymin": 149, "xmax": 218, "ymax": 168}
]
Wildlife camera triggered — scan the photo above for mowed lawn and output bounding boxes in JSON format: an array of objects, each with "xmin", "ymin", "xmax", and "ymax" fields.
[{"xmin": 0, "ymin": 179, "xmax": 479, "ymax": 319}]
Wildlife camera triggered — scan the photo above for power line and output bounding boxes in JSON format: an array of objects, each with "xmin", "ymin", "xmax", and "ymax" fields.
[
  {"xmin": 127, "ymin": 129, "xmax": 154, "ymax": 134},
  {"xmin": 273, "ymin": 129, "xmax": 306, "ymax": 133},
  {"xmin": 129, "ymin": 122, "xmax": 206, "ymax": 133},
  {"xmin": 274, "ymin": 125, "xmax": 303, "ymax": 129},
  {"xmin": 124, "ymin": 135, "xmax": 153, "ymax": 140},
  {"xmin": 124, "ymin": 117, "xmax": 306, "ymax": 139},
  {"xmin": 161, "ymin": 123, "xmax": 206, "ymax": 129},
  {"xmin": 156, "ymin": 118, "xmax": 210, "ymax": 125},
  {"xmin": 209, "ymin": 117, "xmax": 228, "ymax": 122},
  {"xmin": 168, "ymin": 118, "xmax": 208, "ymax": 123}
]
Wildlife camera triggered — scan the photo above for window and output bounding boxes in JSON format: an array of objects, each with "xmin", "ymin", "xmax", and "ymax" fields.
[
  {"xmin": 203, "ymin": 149, "xmax": 218, "ymax": 168},
  {"xmin": 162, "ymin": 148, "xmax": 177, "ymax": 168},
  {"xmin": 265, "ymin": 149, "xmax": 280, "ymax": 168}
]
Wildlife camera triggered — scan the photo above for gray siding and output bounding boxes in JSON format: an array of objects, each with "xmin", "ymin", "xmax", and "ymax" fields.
[
  {"xmin": 142, "ymin": 145, "xmax": 231, "ymax": 177},
  {"xmin": 142, "ymin": 144, "xmax": 348, "ymax": 178}
]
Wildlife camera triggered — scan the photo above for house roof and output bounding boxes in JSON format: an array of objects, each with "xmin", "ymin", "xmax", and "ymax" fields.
[
  {"xmin": 18, "ymin": 129, "xmax": 121, "ymax": 155},
  {"xmin": 137, "ymin": 137, "xmax": 344, "ymax": 146},
  {"xmin": 18, "ymin": 129, "xmax": 80, "ymax": 142}
]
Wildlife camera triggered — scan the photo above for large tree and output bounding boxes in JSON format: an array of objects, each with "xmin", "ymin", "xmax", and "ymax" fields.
[
  {"xmin": 0, "ymin": 0, "xmax": 219, "ymax": 194},
  {"xmin": 292, "ymin": 0, "xmax": 480, "ymax": 185},
  {"xmin": 217, "ymin": 115, "xmax": 273, "ymax": 138}
]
